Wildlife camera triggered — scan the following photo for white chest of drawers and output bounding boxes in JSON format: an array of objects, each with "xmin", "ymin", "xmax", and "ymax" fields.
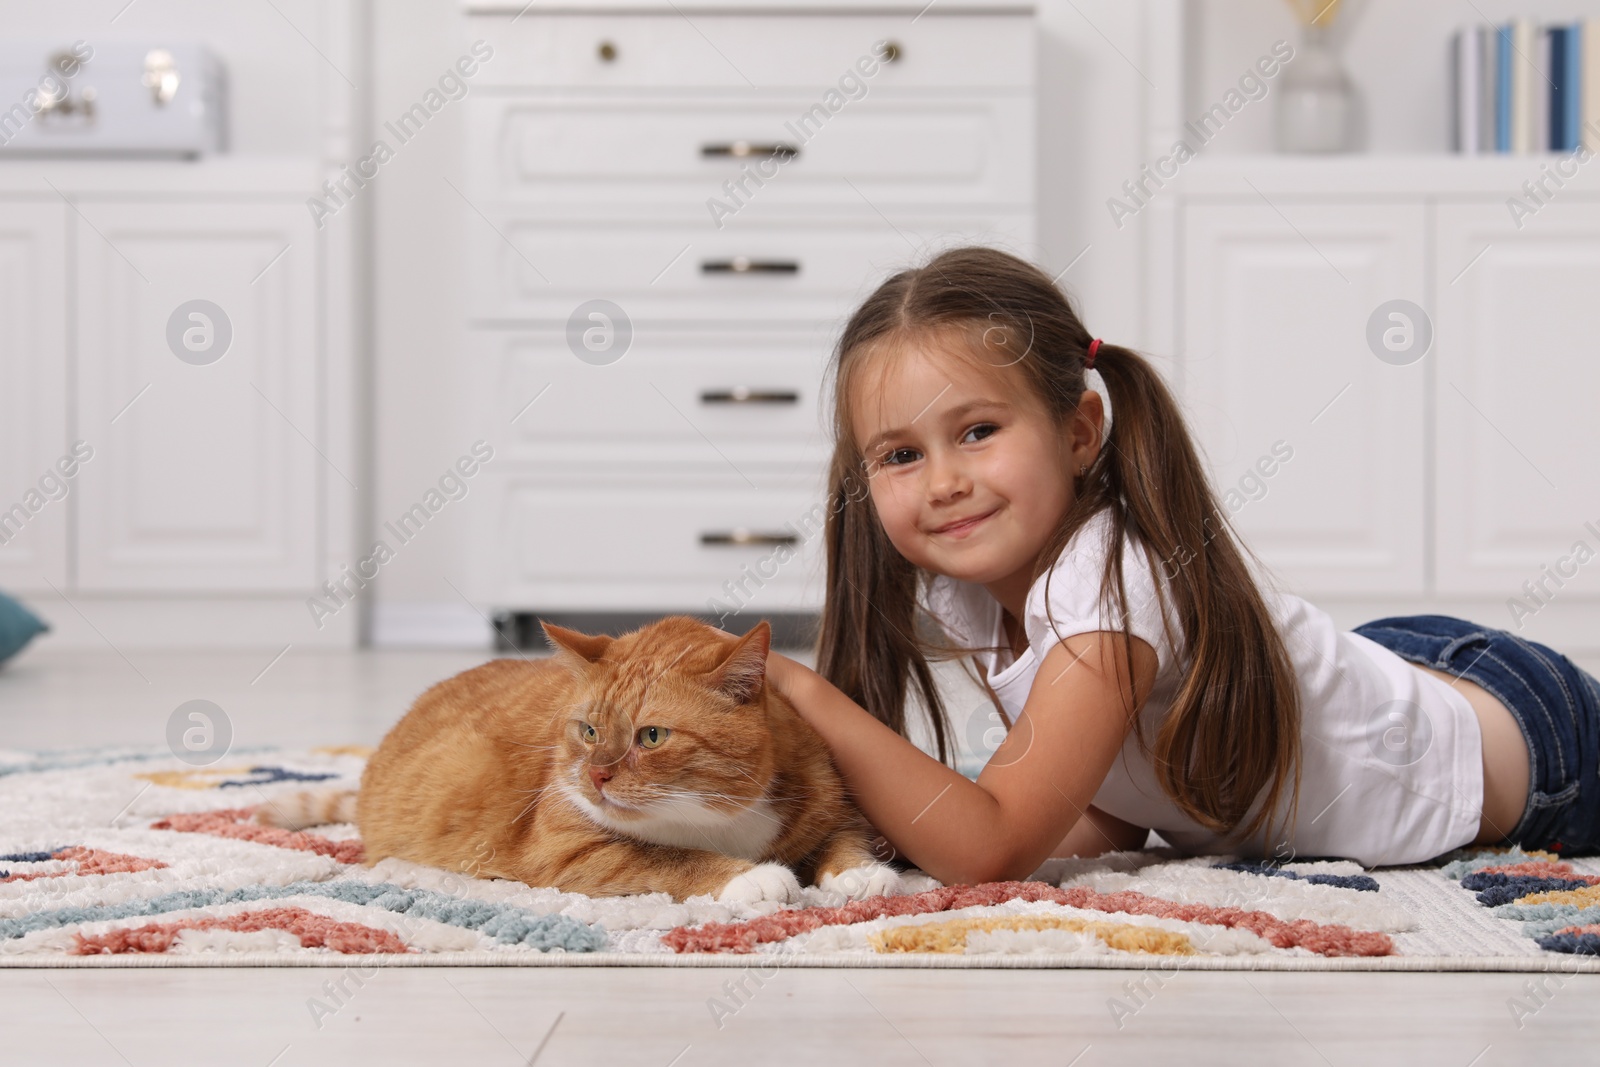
[{"xmin": 458, "ymin": 5, "xmax": 1037, "ymax": 640}]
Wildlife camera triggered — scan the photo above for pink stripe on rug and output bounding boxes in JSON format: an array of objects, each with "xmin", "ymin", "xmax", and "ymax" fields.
[
  {"xmin": 1479, "ymin": 860, "xmax": 1600, "ymax": 885},
  {"xmin": 1552, "ymin": 923, "xmax": 1600, "ymax": 938},
  {"xmin": 661, "ymin": 881, "xmax": 1394, "ymax": 957},
  {"xmin": 72, "ymin": 906, "xmax": 409, "ymax": 955},
  {"xmin": 0, "ymin": 847, "xmax": 167, "ymax": 884},
  {"xmin": 149, "ymin": 807, "xmax": 365, "ymax": 864}
]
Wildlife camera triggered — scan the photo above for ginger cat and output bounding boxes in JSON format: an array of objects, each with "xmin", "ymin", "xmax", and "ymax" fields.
[{"xmin": 348, "ymin": 616, "xmax": 912, "ymax": 904}]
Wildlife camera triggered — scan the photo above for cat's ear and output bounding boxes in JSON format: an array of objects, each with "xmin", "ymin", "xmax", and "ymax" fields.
[
  {"xmin": 707, "ymin": 621, "xmax": 772, "ymax": 706},
  {"xmin": 538, "ymin": 620, "xmax": 613, "ymax": 664}
]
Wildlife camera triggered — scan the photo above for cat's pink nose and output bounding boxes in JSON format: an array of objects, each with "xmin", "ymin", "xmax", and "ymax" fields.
[{"xmin": 589, "ymin": 766, "xmax": 612, "ymax": 792}]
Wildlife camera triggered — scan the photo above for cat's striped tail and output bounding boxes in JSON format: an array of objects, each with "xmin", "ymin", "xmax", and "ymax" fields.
[{"xmin": 252, "ymin": 789, "xmax": 358, "ymax": 829}]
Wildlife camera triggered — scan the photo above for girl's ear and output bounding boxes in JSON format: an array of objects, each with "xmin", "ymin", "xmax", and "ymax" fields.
[
  {"xmin": 539, "ymin": 621, "xmax": 613, "ymax": 664},
  {"xmin": 1071, "ymin": 388, "xmax": 1106, "ymax": 465},
  {"xmin": 706, "ymin": 621, "xmax": 772, "ymax": 705}
]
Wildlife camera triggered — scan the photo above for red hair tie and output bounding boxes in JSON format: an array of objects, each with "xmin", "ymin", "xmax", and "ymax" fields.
[{"xmin": 1085, "ymin": 338, "xmax": 1102, "ymax": 370}]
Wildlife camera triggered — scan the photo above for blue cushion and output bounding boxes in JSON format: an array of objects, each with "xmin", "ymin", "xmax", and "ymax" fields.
[{"xmin": 0, "ymin": 591, "xmax": 47, "ymax": 665}]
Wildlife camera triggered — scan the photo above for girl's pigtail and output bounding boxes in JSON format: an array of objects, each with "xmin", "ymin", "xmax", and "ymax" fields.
[
  {"xmin": 1083, "ymin": 341, "xmax": 1303, "ymax": 848},
  {"xmin": 815, "ymin": 451, "xmax": 956, "ymax": 765}
]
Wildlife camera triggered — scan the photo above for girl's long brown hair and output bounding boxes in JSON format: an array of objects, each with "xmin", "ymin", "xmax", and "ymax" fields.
[{"xmin": 814, "ymin": 246, "xmax": 1303, "ymax": 847}]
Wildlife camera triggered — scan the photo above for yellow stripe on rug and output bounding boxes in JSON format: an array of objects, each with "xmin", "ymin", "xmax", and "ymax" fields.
[
  {"xmin": 135, "ymin": 767, "xmax": 259, "ymax": 790},
  {"xmin": 1515, "ymin": 884, "xmax": 1600, "ymax": 908},
  {"xmin": 1476, "ymin": 846, "xmax": 1561, "ymax": 862},
  {"xmin": 870, "ymin": 914, "xmax": 1197, "ymax": 956}
]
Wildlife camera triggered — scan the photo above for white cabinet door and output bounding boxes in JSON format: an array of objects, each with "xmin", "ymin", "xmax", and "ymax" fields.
[
  {"xmin": 1435, "ymin": 201, "xmax": 1600, "ymax": 596},
  {"xmin": 1181, "ymin": 202, "xmax": 1427, "ymax": 596},
  {"xmin": 0, "ymin": 203, "xmax": 67, "ymax": 591},
  {"xmin": 74, "ymin": 202, "xmax": 318, "ymax": 591}
]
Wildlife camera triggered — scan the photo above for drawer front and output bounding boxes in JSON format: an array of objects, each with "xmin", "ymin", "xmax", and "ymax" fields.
[
  {"xmin": 464, "ymin": 97, "xmax": 1033, "ymax": 209},
  {"xmin": 468, "ymin": 14, "xmax": 1034, "ymax": 90},
  {"xmin": 471, "ymin": 330, "xmax": 834, "ymax": 459},
  {"xmin": 468, "ymin": 215, "xmax": 1035, "ymax": 323},
  {"xmin": 474, "ymin": 469, "xmax": 830, "ymax": 613}
]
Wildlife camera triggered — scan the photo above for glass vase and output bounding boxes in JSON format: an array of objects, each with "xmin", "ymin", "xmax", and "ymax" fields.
[{"xmin": 1275, "ymin": 23, "xmax": 1357, "ymax": 153}]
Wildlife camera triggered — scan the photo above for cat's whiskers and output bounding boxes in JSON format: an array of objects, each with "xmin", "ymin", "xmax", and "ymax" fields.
[
  {"xmin": 670, "ymin": 786, "xmax": 812, "ymax": 807},
  {"xmin": 639, "ymin": 796, "xmax": 728, "ymax": 854},
  {"xmin": 503, "ymin": 739, "xmax": 560, "ymax": 752},
  {"xmin": 724, "ymin": 763, "xmax": 824, "ymax": 803},
  {"xmin": 653, "ymin": 789, "xmax": 789, "ymax": 829},
  {"xmin": 511, "ymin": 794, "xmax": 542, "ymax": 825},
  {"xmin": 512, "ymin": 771, "xmax": 584, "ymax": 823}
]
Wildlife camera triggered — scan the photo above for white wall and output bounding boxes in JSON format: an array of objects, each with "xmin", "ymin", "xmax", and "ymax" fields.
[{"xmin": 366, "ymin": 0, "xmax": 485, "ymax": 644}]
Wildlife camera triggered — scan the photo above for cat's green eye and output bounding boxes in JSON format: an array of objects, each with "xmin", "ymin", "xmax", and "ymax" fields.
[
  {"xmin": 580, "ymin": 723, "xmax": 598, "ymax": 743},
  {"xmin": 637, "ymin": 725, "xmax": 669, "ymax": 749}
]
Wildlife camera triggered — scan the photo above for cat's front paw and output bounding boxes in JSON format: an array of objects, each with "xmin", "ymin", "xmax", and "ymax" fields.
[
  {"xmin": 716, "ymin": 862, "xmax": 803, "ymax": 905},
  {"xmin": 819, "ymin": 862, "xmax": 908, "ymax": 901}
]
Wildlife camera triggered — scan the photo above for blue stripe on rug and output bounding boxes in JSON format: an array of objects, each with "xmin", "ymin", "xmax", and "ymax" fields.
[
  {"xmin": 0, "ymin": 747, "xmax": 278, "ymax": 781},
  {"xmin": 1495, "ymin": 900, "xmax": 1600, "ymax": 924},
  {"xmin": 0, "ymin": 850, "xmax": 61, "ymax": 863},
  {"xmin": 1519, "ymin": 911, "xmax": 1600, "ymax": 939},
  {"xmin": 1210, "ymin": 860, "xmax": 1379, "ymax": 892},
  {"xmin": 0, "ymin": 880, "xmax": 606, "ymax": 952},
  {"xmin": 1464, "ymin": 873, "xmax": 1595, "ymax": 906},
  {"xmin": 216, "ymin": 767, "xmax": 343, "ymax": 789},
  {"xmin": 1435, "ymin": 847, "xmax": 1559, "ymax": 879},
  {"xmin": 1536, "ymin": 930, "xmax": 1600, "ymax": 954}
]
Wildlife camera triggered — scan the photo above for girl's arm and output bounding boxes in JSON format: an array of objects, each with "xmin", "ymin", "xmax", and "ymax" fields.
[
  {"xmin": 768, "ymin": 633, "xmax": 1158, "ymax": 885},
  {"xmin": 1052, "ymin": 803, "xmax": 1153, "ymax": 857}
]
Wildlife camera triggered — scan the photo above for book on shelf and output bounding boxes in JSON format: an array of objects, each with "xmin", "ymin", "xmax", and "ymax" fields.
[{"xmin": 1452, "ymin": 17, "xmax": 1600, "ymax": 154}]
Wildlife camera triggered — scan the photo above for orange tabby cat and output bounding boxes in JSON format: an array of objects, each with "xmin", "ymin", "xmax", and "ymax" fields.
[{"xmin": 345, "ymin": 616, "xmax": 910, "ymax": 903}]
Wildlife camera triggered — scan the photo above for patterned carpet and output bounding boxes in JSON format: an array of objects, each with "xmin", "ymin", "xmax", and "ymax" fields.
[{"xmin": 5, "ymin": 746, "xmax": 1600, "ymax": 970}]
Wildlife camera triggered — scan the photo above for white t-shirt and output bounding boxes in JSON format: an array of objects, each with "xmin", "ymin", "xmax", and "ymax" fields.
[{"xmin": 920, "ymin": 508, "xmax": 1485, "ymax": 868}]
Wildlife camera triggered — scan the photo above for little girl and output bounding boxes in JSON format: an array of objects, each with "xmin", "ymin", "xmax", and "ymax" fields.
[{"xmin": 765, "ymin": 246, "xmax": 1600, "ymax": 883}]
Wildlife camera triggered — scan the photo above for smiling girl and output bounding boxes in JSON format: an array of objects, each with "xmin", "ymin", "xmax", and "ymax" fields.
[{"xmin": 764, "ymin": 246, "xmax": 1600, "ymax": 885}]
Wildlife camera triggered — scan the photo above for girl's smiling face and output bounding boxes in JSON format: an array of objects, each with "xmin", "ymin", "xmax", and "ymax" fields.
[{"xmin": 851, "ymin": 329, "xmax": 1104, "ymax": 611}]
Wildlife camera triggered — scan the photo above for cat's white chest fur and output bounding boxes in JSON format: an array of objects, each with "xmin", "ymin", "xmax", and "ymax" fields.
[{"xmin": 566, "ymin": 785, "xmax": 783, "ymax": 861}]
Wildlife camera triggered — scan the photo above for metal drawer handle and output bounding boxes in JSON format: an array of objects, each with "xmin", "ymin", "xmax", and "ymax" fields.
[
  {"xmin": 143, "ymin": 49, "xmax": 179, "ymax": 106},
  {"xmin": 701, "ymin": 257, "xmax": 800, "ymax": 275},
  {"xmin": 699, "ymin": 388, "xmax": 800, "ymax": 405},
  {"xmin": 701, "ymin": 529, "xmax": 799, "ymax": 547},
  {"xmin": 701, "ymin": 141, "xmax": 798, "ymax": 161}
]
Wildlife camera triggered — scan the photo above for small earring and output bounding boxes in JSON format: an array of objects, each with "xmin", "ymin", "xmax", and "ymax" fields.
[{"xmin": 1078, "ymin": 464, "xmax": 1088, "ymax": 478}]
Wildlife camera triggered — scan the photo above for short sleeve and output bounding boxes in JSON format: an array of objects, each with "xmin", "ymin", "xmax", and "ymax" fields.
[{"xmin": 1021, "ymin": 512, "xmax": 1185, "ymax": 678}]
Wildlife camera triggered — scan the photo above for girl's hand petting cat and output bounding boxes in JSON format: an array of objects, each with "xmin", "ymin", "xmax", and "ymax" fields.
[{"xmin": 764, "ymin": 648, "xmax": 816, "ymax": 705}]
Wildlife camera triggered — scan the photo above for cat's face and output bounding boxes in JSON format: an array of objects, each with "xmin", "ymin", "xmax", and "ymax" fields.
[{"xmin": 540, "ymin": 617, "xmax": 782, "ymax": 843}]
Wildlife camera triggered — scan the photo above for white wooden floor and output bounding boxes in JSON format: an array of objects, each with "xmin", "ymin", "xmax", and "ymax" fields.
[{"xmin": 3, "ymin": 645, "xmax": 1600, "ymax": 1064}]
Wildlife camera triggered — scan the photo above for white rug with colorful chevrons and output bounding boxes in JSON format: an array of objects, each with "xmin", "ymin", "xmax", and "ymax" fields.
[{"xmin": 6, "ymin": 746, "xmax": 1600, "ymax": 970}]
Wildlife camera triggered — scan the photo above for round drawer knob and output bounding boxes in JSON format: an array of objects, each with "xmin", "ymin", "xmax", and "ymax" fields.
[
  {"xmin": 597, "ymin": 40, "xmax": 618, "ymax": 62},
  {"xmin": 881, "ymin": 40, "xmax": 903, "ymax": 63}
]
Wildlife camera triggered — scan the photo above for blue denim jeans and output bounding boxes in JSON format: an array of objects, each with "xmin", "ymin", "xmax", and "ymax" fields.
[{"xmin": 1352, "ymin": 614, "xmax": 1600, "ymax": 856}]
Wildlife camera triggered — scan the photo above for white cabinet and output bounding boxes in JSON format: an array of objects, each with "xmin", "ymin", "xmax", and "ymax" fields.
[
  {"xmin": 0, "ymin": 203, "xmax": 68, "ymax": 591},
  {"xmin": 1434, "ymin": 201, "xmax": 1600, "ymax": 594},
  {"xmin": 1181, "ymin": 202, "xmax": 1428, "ymax": 595},
  {"xmin": 1174, "ymin": 161, "xmax": 1600, "ymax": 636},
  {"xmin": 461, "ymin": 8, "xmax": 1037, "ymax": 621},
  {"xmin": 74, "ymin": 202, "xmax": 318, "ymax": 591},
  {"xmin": 0, "ymin": 159, "xmax": 354, "ymax": 647}
]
